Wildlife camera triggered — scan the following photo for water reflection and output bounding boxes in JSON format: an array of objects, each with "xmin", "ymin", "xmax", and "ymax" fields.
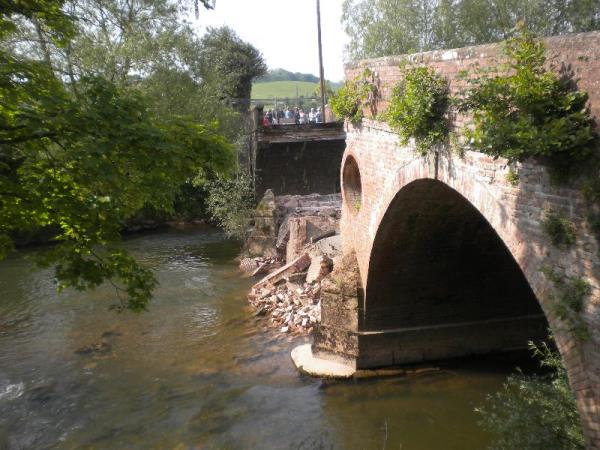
[{"xmin": 0, "ymin": 227, "xmax": 524, "ymax": 449}]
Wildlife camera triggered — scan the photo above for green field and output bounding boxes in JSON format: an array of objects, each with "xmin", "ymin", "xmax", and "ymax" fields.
[{"xmin": 251, "ymin": 81, "xmax": 319, "ymax": 100}]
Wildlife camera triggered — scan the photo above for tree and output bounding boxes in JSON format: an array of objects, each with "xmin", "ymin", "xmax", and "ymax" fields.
[
  {"xmin": 314, "ymin": 80, "xmax": 336, "ymax": 99},
  {"xmin": 1, "ymin": 1, "xmax": 234, "ymax": 310},
  {"xmin": 198, "ymin": 26, "xmax": 267, "ymax": 112},
  {"xmin": 342, "ymin": 0, "xmax": 424, "ymax": 60},
  {"xmin": 140, "ymin": 66, "xmax": 241, "ymax": 141},
  {"xmin": 191, "ymin": 0, "xmax": 215, "ymax": 18},
  {"xmin": 341, "ymin": 0, "xmax": 600, "ymax": 60},
  {"xmin": 205, "ymin": 172, "xmax": 254, "ymax": 240},
  {"xmin": 7, "ymin": 0, "xmax": 240, "ymax": 131}
]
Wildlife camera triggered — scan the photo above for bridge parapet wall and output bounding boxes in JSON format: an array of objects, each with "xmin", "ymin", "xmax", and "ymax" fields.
[{"xmin": 345, "ymin": 31, "xmax": 600, "ymax": 123}]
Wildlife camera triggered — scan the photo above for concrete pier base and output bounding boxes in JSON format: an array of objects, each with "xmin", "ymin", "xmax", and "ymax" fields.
[
  {"xmin": 290, "ymin": 344, "xmax": 355, "ymax": 378},
  {"xmin": 312, "ymin": 314, "xmax": 549, "ymax": 369}
]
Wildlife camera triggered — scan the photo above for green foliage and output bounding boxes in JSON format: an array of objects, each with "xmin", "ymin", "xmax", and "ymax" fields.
[
  {"xmin": 10, "ymin": 0, "xmax": 249, "ymax": 140},
  {"xmin": 386, "ymin": 66, "xmax": 449, "ymax": 155},
  {"xmin": 542, "ymin": 267, "xmax": 591, "ymax": 340},
  {"xmin": 0, "ymin": 4, "xmax": 235, "ymax": 310},
  {"xmin": 172, "ymin": 182, "xmax": 209, "ymax": 222},
  {"xmin": 460, "ymin": 27, "xmax": 596, "ymax": 179},
  {"xmin": 256, "ymin": 68, "xmax": 320, "ymax": 84},
  {"xmin": 330, "ymin": 79, "xmax": 366, "ymax": 124},
  {"xmin": 449, "ymin": 131, "xmax": 465, "ymax": 158},
  {"xmin": 581, "ymin": 176, "xmax": 600, "ymax": 204},
  {"xmin": 330, "ymin": 69, "xmax": 378, "ymax": 124},
  {"xmin": 342, "ymin": 0, "xmax": 600, "ymax": 61},
  {"xmin": 1, "ymin": 71, "xmax": 233, "ymax": 310},
  {"xmin": 477, "ymin": 340, "xmax": 584, "ymax": 450},
  {"xmin": 192, "ymin": 0, "xmax": 215, "ymax": 17},
  {"xmin": 314, "ymin": 80, "xmax": 337, "ymax": 99},
  {"xmin": 205, "ymin": 173, "xmax": 255, "ymax": 240},
  {"xmin": 580, "ymin": 177, "xmax": 600, "ymax": 244},
  {"xmin": 587, "ymin": 212, "xmax": 600, "ymax": 243},
  {"xmin": 199, "ymin": 26, "xmax": 267, "ymax": 112},
  {"xmin": 506, "ymin": 167, "xmax": 520, "ymax": 186},
  {"xmin": 0, "ymin": 0, "xmax": 74, "ymax": 43},
  {"xmin": 140, "ymin": 67, "xmax": 242, "ymax": 142},
  {"xmin": 542, "ymin": 211, "xmax": 576, "ymax": 247}
]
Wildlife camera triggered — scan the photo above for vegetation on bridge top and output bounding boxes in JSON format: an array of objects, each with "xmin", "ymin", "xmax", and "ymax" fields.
[
  {"xmin": 386, "ymin": 66, "xmax": 449, "ymax": 155},
  {"xmin": 459, "ymin": 26, "xmax": 596, "ymax": 182}
]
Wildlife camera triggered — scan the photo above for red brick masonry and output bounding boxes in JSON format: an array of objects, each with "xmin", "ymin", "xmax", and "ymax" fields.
[{"xmin": 339, "ymin": 32, "xmax": 600, "ymax": 448}]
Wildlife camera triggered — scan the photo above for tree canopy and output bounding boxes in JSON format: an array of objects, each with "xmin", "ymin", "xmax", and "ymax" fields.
[
  {"xmin": 256, "ymin": 69, "xmax": 321, "ymax": 84},
  {"xmin": 0, "ymin": 0, "xmax": 268, "ymax": 310},
  {"xmin": 342, "ymin": 0, "xmax": 600, "ymax": 60},
  {"xmin": 198, "ymin": 26, "xmax": 267, "ymax": 112}
]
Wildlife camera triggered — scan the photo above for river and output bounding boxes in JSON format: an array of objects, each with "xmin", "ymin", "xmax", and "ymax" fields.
[{"xmin": 0, "ymin": 228, "xmax": 527, "ymax": 449}]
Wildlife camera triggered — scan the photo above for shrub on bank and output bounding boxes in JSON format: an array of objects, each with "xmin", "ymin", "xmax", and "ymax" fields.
[
  {"xmin": 477, "ymin": 340, "xmax": 584, "ymax": 450},
  {"xmin": 205, "ymin": 172, "xmax": 255, "ymax": 240}
]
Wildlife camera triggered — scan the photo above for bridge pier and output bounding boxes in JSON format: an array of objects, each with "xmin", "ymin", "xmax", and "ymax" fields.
[{"xmin": 302, "ymin": 249, "xmax": 548, "ymax": 373}]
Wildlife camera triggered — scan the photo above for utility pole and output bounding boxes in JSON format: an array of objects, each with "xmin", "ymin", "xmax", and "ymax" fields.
[{"xmin": 316, "ymin": 0, "xmax": 326, "ymax": 121}]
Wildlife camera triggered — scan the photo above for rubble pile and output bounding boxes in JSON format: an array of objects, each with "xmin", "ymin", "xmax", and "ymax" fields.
[
  {"xmin": 248, "ymin": 277, "xmax": 322, "ymax": 334},
  {"xmin": 244, "ymin": 190, "xmax": 341, "ymax": 258},
  {"xmin": 242, "ymin": 191, "xmax": 342, "ymax": 335},
  {"xmin": 239, "ymin": 256, "xmax": 282, "ymax": 277},
  {"xmin": 245, "ymin": 252, "xmax": 334, "ymax": 334}
]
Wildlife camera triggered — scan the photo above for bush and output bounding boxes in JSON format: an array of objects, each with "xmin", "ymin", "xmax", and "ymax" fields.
[
  {"xmin": 542, "ymin": 211, "xmax": 576, "ymax": 247},
  {"xmin": 330, "ymin": 78, "xmax": 365, "ymax": 124},
  {"xmin": 386, "ymin": 66, "xmax": 449, "ymax": 155},
  {"xmin": 541, "ymin": 267, "xmax": 591, "ymax": 340},
  {"xmin": 477, "ymin": 341, "xmax": 584, "ymax": 450},
  {"xmin": 330, "ymin": 69, "xmax": 378, "ymax": 125},
  {"xmin": 205, "ymin": 172, "xmax": 254, "ymax": 240},
  {"xmin": 506, "ymin": 167, "xmax": 520, "ymax": 186},
  {"xmin": 460, "ymin": 26, "xmax": 596, "ymax": 181}
]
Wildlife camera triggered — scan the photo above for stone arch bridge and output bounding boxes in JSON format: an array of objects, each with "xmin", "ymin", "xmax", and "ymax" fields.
[{"xmin": 303, "ymin": 32, "xmax": 600, "ymax": 448}]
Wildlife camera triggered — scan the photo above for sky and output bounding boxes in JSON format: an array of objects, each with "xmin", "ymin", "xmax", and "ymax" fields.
[{"xmin": 191, "ymin": 0, "xmax": 350, "ymax": 82}]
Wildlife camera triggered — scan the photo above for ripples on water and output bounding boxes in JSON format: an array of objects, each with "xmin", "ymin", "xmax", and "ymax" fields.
[{"xmin": 0, "ymin": 227, "xmax": 524, "ymax": 449}]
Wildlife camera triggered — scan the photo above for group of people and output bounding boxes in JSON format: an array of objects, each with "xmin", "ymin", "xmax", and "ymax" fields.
[{"xmin": 262, "ymin": 106, "xmax": 323, "ymax": 126}]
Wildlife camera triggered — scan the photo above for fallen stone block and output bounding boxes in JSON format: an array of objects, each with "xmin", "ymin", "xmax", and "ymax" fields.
[
  {"xmin": 251, "ymin": 253, "xmax": 310, "ymax": 291},
  {"xmin": 250, "ymin": 261, "xmax": 282, "ymax": 277},
  {"xmin": 306, "ymin": 254, "xmax": 334, "ymax": 283}
]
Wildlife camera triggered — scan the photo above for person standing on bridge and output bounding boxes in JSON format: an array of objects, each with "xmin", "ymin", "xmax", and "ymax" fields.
[
  {"xmin": 262, "ymin": 113, "xmax": 271, "ymax": 127},
  {"xmin": 299, "ymin": 109, "xmax": 307, "ymax": 124}
]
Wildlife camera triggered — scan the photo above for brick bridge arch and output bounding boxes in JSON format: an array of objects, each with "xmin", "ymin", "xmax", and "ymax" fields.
[
  {"xmin": 310, "ymin": 31, "xmax": 600, "ymax": 448},
  {"xmin": 312, "ymin": 121, "xmax": 600, "ymax": 448}
]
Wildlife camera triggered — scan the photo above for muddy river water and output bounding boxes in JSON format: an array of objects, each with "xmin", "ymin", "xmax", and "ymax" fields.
[{"xmin": 0, "ymin": 228, "xmax": 530, "ymax": 449}]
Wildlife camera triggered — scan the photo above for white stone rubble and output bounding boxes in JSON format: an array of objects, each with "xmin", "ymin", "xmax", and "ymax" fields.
[{"xmin": 247, "ymin": 272, "xmax": 323, "ymax": 335}]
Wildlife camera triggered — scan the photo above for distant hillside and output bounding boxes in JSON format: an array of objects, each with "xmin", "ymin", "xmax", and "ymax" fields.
[
  {"xmin": 252, "ymin": 67, "xmax": 342, "ymax": 102},
  {"xmin": 255, "ymin": 68, "xmax": 320, "ymax": 84},
  {"xmin": 251, "ymin": 81, "xmax": 318, "ymax": 101}
]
